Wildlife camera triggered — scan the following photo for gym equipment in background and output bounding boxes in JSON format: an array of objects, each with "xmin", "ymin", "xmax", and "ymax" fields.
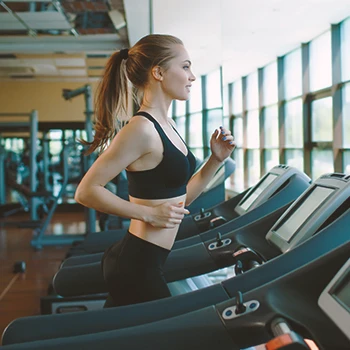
[
  {"xmin": 0, "ymin": 111, "xmax": 40, "ymax": 224},
  {"xmin": 62, "ymin": 84, "xmax": 96, "ymax": 235}
]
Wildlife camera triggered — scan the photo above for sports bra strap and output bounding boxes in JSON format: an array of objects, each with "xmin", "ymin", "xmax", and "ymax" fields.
[{"xmin": 134, "ymin": 111, "xmax": 168, "ymax": 152}]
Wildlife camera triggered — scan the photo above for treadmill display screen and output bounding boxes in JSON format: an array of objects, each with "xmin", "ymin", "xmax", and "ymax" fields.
[
  {"xmin": 240, "ymin": 173, "xmax": 278, "ymax": 211},
  {"xmin": 332, "ymin": 274, "xmax": 350, "ymax": 312},
  {"xmin": 275, "ymin": 185, "xmax": 334, "ymax": 242}
]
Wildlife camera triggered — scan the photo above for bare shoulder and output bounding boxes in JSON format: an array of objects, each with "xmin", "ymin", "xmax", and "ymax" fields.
[
  {"xmin": 128, "ymin": 115, "xmax": 155, "ymax": 130},
  {"xmin": 103, "ymin": 115, "xmax": 158, "ymax": 157},
  {"xmin": 113, "ymin": 115, "xmax": 156, "ymax": 143}
]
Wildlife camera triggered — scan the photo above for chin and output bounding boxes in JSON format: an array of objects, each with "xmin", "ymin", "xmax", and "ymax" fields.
[{"xmin": 178, "ymin": 94, "xmax": 190, "ymax": 101}]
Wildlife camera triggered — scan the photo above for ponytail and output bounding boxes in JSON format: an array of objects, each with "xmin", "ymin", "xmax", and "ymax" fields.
[
  {"xmin": 81, "ymin": 49, "xmax": 130, "ymax": 155},
  {"xmin": 81, "ymin": 34, "xmax": 184, "ymax": 155}
]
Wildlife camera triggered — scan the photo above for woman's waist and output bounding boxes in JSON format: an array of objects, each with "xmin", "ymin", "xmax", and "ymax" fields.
[
  {"xmin": 128, "ymin": 194, "xmax": 187, "ymax": 250},
  {"xmin": 129, "ymin": 220, "xmax": 178, "ymax": 251},
  {"xmin": 129, "ymin": 193, "xmax": 186, "ymax": 206}
]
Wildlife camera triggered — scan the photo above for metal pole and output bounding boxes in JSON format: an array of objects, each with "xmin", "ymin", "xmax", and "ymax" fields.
[
  {"xmin": 0, "ymin": 143, "xmax": 6, "ymax": 205},
  {"xmin": 29, "ymin": 110, "xmax": 39, "ymax": 221},
  {"xmin": 84, "ymin": 84, "xmax": 96, "ymax": 233},
  {"xmin": 61, "ymin": 84, "xmax": 97, "ymax": 233},
  {"xmin": 84, "ymin": 84, "xmax": 94, "ymax": 168},
  {"xmin": 42, "ymin": 131, "xmax": 51, "ymax": 192}
]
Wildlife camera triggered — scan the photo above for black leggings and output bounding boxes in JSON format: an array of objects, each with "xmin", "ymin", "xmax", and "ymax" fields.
[{"xmin": 101, "ymin": 231, "xmax": 171, "ymax": 308}]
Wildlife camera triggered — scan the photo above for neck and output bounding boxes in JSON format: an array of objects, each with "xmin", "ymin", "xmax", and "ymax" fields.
[{"xmin": 139, "ymin": 87, "xmax": 173, "ymax": 123}]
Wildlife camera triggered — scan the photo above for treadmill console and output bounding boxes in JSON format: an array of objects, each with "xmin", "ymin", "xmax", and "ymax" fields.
[
  {"xmin": 193, "ymin": 158, "xmax": 235, "ymax": 224},
  {"xmin": 234, "ymin": 165, "xmax": 310, "ymax": 216},
  {"xmin": 266, "ymin": 173, "xmax": 350, "ymax": 253},
  {"xmin": 318, "ymin": 258, "xmax": 350, "ymax": 341}
]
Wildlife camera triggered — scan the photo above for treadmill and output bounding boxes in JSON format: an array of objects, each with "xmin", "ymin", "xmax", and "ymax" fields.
[
  {"xmin": 2, "ymin": 228, "xmax": 349, "ymax": 349},
  {"xmin": 3, "ymin": 172, "xmax": 347, "ymax": 333},
  {"xmin": 40, "ymin": 165, "xmax": 310, "ymax": 313}
]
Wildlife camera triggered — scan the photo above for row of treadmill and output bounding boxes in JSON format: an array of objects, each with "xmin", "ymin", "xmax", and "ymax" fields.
[{"xmin": 1, "ymin": 164, "xmax": 349, "ymax": 349}]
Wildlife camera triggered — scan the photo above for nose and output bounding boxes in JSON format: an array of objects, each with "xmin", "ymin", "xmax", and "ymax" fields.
[{"xmin": 190, "ymin": 73, "xmax": 196, "ymax": 82}]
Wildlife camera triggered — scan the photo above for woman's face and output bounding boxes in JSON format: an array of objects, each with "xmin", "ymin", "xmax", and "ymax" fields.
[{"xmin": 160, "ymin": 44, "xmax": 196, "ymax": 101}]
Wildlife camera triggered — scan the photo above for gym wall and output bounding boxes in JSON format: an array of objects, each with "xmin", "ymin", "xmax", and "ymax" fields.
[{"xmin": 0, "ymin": 81, "xmax": 99, "ymax": 122}]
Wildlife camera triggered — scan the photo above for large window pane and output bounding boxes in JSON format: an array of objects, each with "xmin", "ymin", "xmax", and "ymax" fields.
[
  {"xmin": 311, "ymin": 149, "xmax": 334, "ymax": 181},
  {"xmin": 246, "ymin": 110, "xmax": 259, "ymax": 148},
  {"xmin": 247, "ymin": 149, "xmax": 260, "ymax": 187},
  {"xmin": 206, "ymin": 69, "xmax": 222, "ymax": 109},
  {"xmin": 4, "ymin": 138, "xmax": 24, "ymax": 153},
  {"xmin": 264, "ymin": 105, "xmax": 278, "ymax": 148},
  {"xmin": 310, "ymin": 31, "xmax": 332, "ymax": 92},
  {"xmin": 175, "ymin": 116, "xmax": 186, "ymax": 140},
  {"xmin": 343, "ymin": 151, "xmax": 350, "ymax": 174},
  {"xmin": 284, "ymin": 48, "xmax": 302, "ymax": 99},
  {"xmin": 233, "ymin": 117, "xmax": 243, "ymax": 148},
  {"xmin": 188, "ymin": 113, "xmax": 203, "ymax": 149},
  {"xmin": 246, "ymin": 71, "xmax": 259, "ymax": 110},
  {"xmin": 232, "ymin": 79, "xmax": 243, "ymax": 115},
  {"xmin": 65, "ymin": 130, "xmax": 74, "ymax": 140},
  {"xmin": 285, "ymin": 99, "xmax": 303, "ymax": 147},
  {"xmin": 265, "ymin": 149, "xmax": 279, "ymax": 171},
  {"xmin": 230, "ymin": 149, "xmax": 245, "ymax": 192},
  {"xmin": 263, "ymin": 61, "xmax": 278, "ymax": 106},
  {"xmin": 189, "ymin": 77, "xmax": 202, "ymax": 113},
  {"xmin": 343, "ymin": 83, "xmax": 350, "ymax": 147},
  {"xmin": 341, "ymin": 17, "xmax": 350, "ymax": 82},
  {"xmin": 285, "ymin": 150, "xmax": 304, "ymax": 171},
  {"xmin": 223, "ymin": 116, "xmax": 229, "ymax": 133},
  {"xmin": 311, "ymin": 97, "xmax": 333, "ymax": 142},
  {"xmin": 191, "ymin": 148, "xmax": 204, "ymax": 160},
  {"xmin": 175, "ymin": 100, "xmax": 186, "ymax": 117},
  {"xmin": 223, "ymin": 84, "xmax": 229, "ymax": 118},
  {"xmin": 75, "ymin": 129, "xmax": 87, "ymax": 141},
  {"xmin": 207, "ymin": 109, "xmax": 223, "ymax": 147},
  {"xmin": 49, "ymin": 130, "xmax": 63, "ymax": 164}
]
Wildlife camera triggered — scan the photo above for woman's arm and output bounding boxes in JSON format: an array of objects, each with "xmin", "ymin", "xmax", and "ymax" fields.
[
  {"xmin": 186, "ymin": 126, "xmax": 235, "ymax": 206},
  {"xmin": 75, "ymin": 118, "xmax": 188, "ymax": 228},
  {"xmin": 75, "ymin": 118, "xmax": 153, "ymax": 220}
]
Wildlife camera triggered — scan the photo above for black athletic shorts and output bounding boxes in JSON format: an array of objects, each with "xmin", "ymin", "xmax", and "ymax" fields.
[{"xmin": 101, "ymin": 230, "xmax": 171, "ymax": 308}]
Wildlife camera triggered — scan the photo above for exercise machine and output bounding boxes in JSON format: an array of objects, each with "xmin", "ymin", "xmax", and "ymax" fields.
[
  {"xmin": 2, "ymin": 226, "xmax": 349, "ymax": 349},
  {"xmin": 39, "ymin": 172, "xmax": 348, "ymax": 313}
]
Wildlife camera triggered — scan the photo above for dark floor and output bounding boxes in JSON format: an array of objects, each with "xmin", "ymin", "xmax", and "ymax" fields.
[{"xmin": 0, "ymin": 211, "xmax": 86, "ymax": 342}]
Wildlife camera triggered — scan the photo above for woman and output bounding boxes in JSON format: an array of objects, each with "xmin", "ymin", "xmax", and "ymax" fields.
[{"xmin": 75, "ymin": 34, "xmax": 236, "ymax": 307}]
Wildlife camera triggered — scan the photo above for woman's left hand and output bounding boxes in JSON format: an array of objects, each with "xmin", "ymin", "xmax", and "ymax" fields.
[{"xmin": 210, "ymin": 126, "xmax": 236, "ymax": 163}]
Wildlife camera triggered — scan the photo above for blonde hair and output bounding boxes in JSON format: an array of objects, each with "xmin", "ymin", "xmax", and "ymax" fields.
[{"xmin": 82, "ymin": 34, "xmax": 183, "ymax": 154}]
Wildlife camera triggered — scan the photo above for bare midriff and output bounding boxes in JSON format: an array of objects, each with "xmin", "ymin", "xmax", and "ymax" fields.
[{"xmin": 128, "ymin": 193, "xmax": 187, "ymax": 251}]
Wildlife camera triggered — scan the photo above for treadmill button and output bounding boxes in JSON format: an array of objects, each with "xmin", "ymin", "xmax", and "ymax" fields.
[
  {"xmin": 250, "ymin": 302, "xmax": 257, "ymax": 309},
  {"xmin": 222, "ymin": 300, "xmax": 260, "ymax": 320}
]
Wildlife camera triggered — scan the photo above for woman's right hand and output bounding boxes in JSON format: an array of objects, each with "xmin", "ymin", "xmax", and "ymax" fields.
[{"xmin": 144, "ymin": 202, "xmax": 190, "ymax": 228}]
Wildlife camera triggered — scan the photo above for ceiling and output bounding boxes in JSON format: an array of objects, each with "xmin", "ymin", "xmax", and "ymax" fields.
[
  {"xmin": 1, "ymin": 0, "xmax": 350, "ymax": 83},
  {"xmin": 0, "ymin": 0, "xmax": 128, "ymax": 81}
]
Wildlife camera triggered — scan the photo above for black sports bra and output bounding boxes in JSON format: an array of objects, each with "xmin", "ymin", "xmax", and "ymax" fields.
[{"xmin": 126, "ymin": 111, "xmax": 197, "ymax": 200}]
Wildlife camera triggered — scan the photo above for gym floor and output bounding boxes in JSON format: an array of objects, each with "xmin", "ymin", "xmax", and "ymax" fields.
[{"xmin": 0, "ymin": 211, "xmax": 85, "ymax": 339}]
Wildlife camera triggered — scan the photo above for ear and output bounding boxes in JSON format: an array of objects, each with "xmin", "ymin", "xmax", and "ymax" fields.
[{"xmin": 151, "ymin": 66, "xmax": 163, "ymax": 81}]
